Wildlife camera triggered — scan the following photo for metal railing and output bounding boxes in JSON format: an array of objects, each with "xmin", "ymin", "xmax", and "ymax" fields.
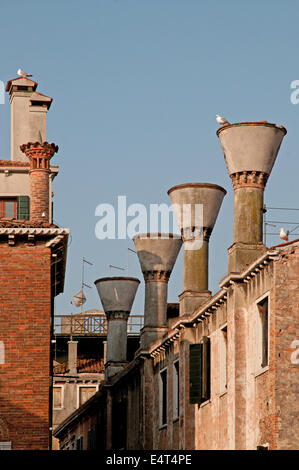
[
  {"xmin": 53, "ymin": 314, "xmax": 144, "ymax": 336},
  {"xmin": 53, "ymin": 357, "xmax": 105, "ymax": 375}
]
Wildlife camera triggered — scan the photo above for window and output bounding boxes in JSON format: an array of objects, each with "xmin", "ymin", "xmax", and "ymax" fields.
[
  {"xmin": 0, "ymin": 196, "xmax": 30, "ymax": 220},
  {"xmin": 189, "ymin": 337, "xmax": 211, "ymax": 405},
  {"xmin": 173, "ymin": 361, "xmax": 179, "ymax": 420},
  {"xmin": 53, "ymin": 386, "xmax": 63, "ymax": 409},
  {"xmin": 78, "ymin": 385, "xmax": 97, "ymax": 407},
  {"xmin": 0, "ymin": 341, "xmax": 5, "ymax": 364},
  {"xmin": 112, "ymin": 396, "xmax": 127, "ymax": 450},
  {"xmin": 159, "ymin": 368, "xmax": 167, "ymax": 426},
  {"xmin": 202, "ymin": 337, "xmax": 211, "ymax": 401},
  {"xmin": 0, "ymin": 442, "xmax": 11, "ymax": 450},
  {"xmin": 256, "ymin": 296, "xmax": 269, "ymax": 370},
  {"xmin": 17, "ymin": 195, "xmax": 30, "ymax": 219},
  {"xmin": 0, "ymin": 199, "xmax": 17, "ymax": 218},
  {"xmin": 76, "ymin": 436, "xmax": 83, "ymax": 450},
  {"xmin": 87, "ymin": 427, "xmax": 97, "ymax": 450},
  {"xmin": 219, "ymin": 326, "xmax": 228, "ymax": 393}
]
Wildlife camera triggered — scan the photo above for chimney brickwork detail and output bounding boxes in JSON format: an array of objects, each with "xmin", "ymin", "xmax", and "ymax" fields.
[{"xmin": 20, "ymin": 142, "xmax": 58, "ymax": 223}]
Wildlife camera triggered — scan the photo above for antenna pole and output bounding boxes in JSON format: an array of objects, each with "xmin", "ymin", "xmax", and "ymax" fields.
[
  {"xmin": 127, "ymin": 248, "xmax": 137, "ymax": 276},
  {"xmin": 109, "ymin": 264, "xmax": 125, "ymax": 275},
  {"xmin": 81, "ymin": 258, "xmax": 84, "ymax": 313},
  {"xmin": 80, "ymin": 257, "xmax": 93, "ymax": 313},
  {"xmin": 264, "ymin": 204, "xmax": 267, "ymax": 246}
]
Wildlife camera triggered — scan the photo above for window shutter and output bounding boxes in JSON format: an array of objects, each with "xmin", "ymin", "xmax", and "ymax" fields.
[
  {"xmin": 76, "ymin": 436, "xmax": 83, "ymax": 450},
  {"xmin": 189, "ymin": 343, "xmax": 203, "ymax": 404},
  {"xmin": 87, "ymin": 428, "xmax": 97, "ymax": 450},
  {"xmin": 17, "ymin": 196, "xmax": 30, "ymax": 220},
  {"xmin": 202, "ymin": 336, "xmax": 211, "ymax": 401}
]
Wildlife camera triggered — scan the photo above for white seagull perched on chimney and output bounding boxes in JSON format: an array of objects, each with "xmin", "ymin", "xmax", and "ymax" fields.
[
  {"xmin": 17, "ymin": 68, "xmax": 33, "ymax": 78},
  {"xmin": 279, "ymin": 227, "xmax": 289, "ymax": 241},
  {"xmin": 216, "ymin": 114, "xmax": 230, "ymax": 126}
]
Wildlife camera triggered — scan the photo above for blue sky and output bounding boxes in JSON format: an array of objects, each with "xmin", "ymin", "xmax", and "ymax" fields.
[{"xmin": 0, "ymin": 0, "xmax": 299, "ymax": 315}]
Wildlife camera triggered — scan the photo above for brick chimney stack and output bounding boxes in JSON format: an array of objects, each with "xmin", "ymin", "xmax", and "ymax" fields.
[{"xmin": 20, "ymin": 141, "xmax": 58, "ymax": 223}]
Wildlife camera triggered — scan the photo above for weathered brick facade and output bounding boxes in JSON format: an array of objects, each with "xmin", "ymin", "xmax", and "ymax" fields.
[
  {"xmin": 0, "ymin": 75, "xmax": 68, "ymax": 450},
  {"xmin": 0, "ymin": 242, "xmax": 52, "ymax": 449},
  {"xmin": 0, "ymin": 225, "xmax": 68, "ymax": 450},
  {"xmin": 54, "ymin": 241, "xmax": 299, "ymax": 450}
]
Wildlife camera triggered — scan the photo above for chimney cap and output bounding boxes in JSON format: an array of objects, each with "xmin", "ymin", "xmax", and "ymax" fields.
[
  {"xmin": 94, "ymin": 276, "xmax": 140, "ymax": 284},
  {"xmin": 133, "ymin": 233, "xmax": 181, "ymax": 240},
  {"xmin": 167, "ymin": 182, "xmax": 226, "ymax": 231},
  {"xmin": 94, "ymin": 276, "xmax": 140, "ymax": 315},
  {"xmin": 216, "ymin": 121, "xmax": 287, "ymax": 137},
  {"xmin": 217, "ymin": 122, "xmax": 287, "ymax": 176},
  {"xmin": 20, "ymin": 141, "xmax": 59, "ymax": 154},
  {"xmin": 5, "ymin": 76, "xmax": 38, "ymax": 93},
  {"xmin": 133, "ymin": 233, "xmax": 182, "ymax": 274},
  {"xmin": 29, "ymin": 91, "xmax": 53, "ymax": 109},
  {"xmin": 168, "ymin": 182, "xmax": 227, "ymax": 196}
]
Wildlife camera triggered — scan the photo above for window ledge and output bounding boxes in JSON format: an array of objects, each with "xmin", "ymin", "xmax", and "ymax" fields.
[
  {"xmin": 159, "ymin": 424, "xmax": 167, "ymax": 431},
  {"xmin": 173, "ymin": 417, "xmax": 179, "ymax": 423},
  {"xmin": 255, "ymin": 365, "xmax": 269, "ymax": 378},
  {"xmin": 199, "ymin": 399, "xmax": 211, "ymax": 408}
]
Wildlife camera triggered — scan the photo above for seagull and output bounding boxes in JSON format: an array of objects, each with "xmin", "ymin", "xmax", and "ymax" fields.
[
  {"xmin": 279, "ymin": 228, "xmax": 289, "ymax": 241},
  {"xmin": 216, "ymin": 114, "xmax": 230, "ymax": 126},
  {"xmin": 17, "ymin": 68, "xmax": 33, "ymax": 78}
]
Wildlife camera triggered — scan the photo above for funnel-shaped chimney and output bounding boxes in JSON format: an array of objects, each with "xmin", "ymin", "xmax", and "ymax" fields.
[
  {"xmin": 168, "ymin": 183, "xmax": 226, "ymax": 315},
  {"xmin": 133, "ymin": 233, "xmax": 182, "ymax": 349},
  {"xmin": 217, "ymin": 122, "xmax": 286, "ymax": 176},
  {"xmin": 94, "ymin": 276, "xmax": 140, "ymax": 379},
  {"xmin": 217, "ymin": 122, "xmax": 287, "ymax": 272}
]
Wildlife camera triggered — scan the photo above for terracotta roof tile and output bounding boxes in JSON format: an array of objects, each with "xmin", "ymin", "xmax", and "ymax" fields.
[
  {"xmin": 0, "ymin": 218, "xmax": 58, "ymax": 228},
  {"xmin": 0, "ymin": 160, "xmax": 59, "ymax": 169},
  {"xmin": 5, "ymin": 77, "xmax": 38, "ymax": 92},
  {"xmin": 0, "ymin": 160, "xmax": 29, "ymax": 167},
  {"xmin": 270, "ymin": 238, "xmax": 299, "ymax": 249}
]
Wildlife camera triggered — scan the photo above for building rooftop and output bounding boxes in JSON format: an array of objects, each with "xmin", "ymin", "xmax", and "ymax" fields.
[
  {"xmin": 0, "ymin": 218, "xmax": 58, "ymax": 228},
  {"xmin": 0, "ymin": 159, "xmax": 58, "ymax": 168}
]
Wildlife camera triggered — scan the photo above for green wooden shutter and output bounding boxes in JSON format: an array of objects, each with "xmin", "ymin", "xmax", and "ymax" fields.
[
  {"xmin": 17, "ymin": 196, "xmax": 30, "ymax": 220},
  {"xmin": 189, "ymin": 343, "xmax": 203, "ymax": 404}
]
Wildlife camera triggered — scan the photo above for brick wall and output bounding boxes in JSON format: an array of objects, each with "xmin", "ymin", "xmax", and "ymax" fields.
[
  {"xmin": 54, "ymin": 243, "xmax": 299, "ymax": 451},
  {"xmin": 273, "ymin": 249, "xmax": 299, "ymax": 449},
  {"xmin": 0, "ymin": 241, "xmax": 52, "ymax": 450}
]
